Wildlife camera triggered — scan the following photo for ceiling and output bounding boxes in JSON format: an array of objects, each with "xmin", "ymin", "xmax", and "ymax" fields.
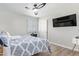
[
  {"xmin": 0, "ymin": 3, "xmax": 79, "ymax": 18},
  {"xmin": 0, "ymin": 3, "xmax": 50, "ymax": 17}
]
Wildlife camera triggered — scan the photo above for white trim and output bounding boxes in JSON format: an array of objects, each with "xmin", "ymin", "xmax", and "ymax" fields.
[{"xmin": 49, "ymin": 42, "xmax": 79, "ymax": 51}]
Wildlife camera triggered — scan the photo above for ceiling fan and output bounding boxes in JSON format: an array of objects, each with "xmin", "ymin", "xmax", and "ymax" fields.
[
  {"xmin": 25, "ymin": 3, "xmax": 46, "ymax": 15},
  {"xmin": 25, "ymin": 3, "xmax": 46, "ymax": 10}
]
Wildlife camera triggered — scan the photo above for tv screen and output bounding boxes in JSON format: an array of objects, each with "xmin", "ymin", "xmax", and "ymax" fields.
[{"xmin": 53, "ymin": 14, "xmax": 77, "ymax": 27}]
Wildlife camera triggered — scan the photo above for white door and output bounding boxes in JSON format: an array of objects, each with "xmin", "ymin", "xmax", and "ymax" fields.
[{"xmin": 38, "ymin": 19, "xmax": 48, "ymax": 39}]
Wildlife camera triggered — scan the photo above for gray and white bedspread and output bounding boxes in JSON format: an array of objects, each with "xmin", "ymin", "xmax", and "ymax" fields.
[{"xmin": 10, "ymin": 36, "xmax": 49, "ymax": 56}]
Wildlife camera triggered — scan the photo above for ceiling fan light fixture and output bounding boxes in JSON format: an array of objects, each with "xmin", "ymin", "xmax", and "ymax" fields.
[
  {"xmin": 33, "ymin": 9, "xmax": 38, "ymax": 15},
  {"xmin": 25, "ymin": 3, "xmax": 46, "ymax": 16}
]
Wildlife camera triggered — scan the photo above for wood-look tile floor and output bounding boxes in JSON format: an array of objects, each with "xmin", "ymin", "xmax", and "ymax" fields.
[{"xmin": 34, "ymin": 44, "xmax": 79, "ymax": 56}]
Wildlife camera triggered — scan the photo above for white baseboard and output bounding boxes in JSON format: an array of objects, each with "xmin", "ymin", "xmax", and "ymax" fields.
[{"xmin": 49, "ymin": 42, "xmax": 79, "ymax": 51}]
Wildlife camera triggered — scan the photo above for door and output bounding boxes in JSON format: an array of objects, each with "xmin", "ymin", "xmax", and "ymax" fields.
[{"xmin": 38, "ymin": 19, "xmax": 48, "ymax": 39}]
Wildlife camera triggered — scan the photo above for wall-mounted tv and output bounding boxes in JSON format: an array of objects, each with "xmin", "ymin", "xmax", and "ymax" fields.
[{"xmin": 53, "ymin": 14, "xmax": 77, "ymax": 27}]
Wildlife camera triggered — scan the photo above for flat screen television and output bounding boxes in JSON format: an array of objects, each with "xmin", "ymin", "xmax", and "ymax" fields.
[{"xmin": 53, "ymin": 14, "xmax": 77, "ymax": 27}]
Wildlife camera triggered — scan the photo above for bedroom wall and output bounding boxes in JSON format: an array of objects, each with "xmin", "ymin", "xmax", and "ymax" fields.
[
  {"xmin": 48, "ymin": 14, "xmax": 79, "ymax": 50},
  {"xmin": 39, "ymin": 3, "xmax": 79, "ymax": 50},
  {"xmin": 0, "ymin": 6, "xmax": 38, "ymax": 35},
  {"xmin": 39, "ymin": 13, "xmax": 79, "ymax": 50}
]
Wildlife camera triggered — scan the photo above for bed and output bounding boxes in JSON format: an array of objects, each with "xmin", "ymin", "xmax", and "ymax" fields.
[{"xmin": 0, "ymin": 32, "xmax": 51, "ymax": 56}]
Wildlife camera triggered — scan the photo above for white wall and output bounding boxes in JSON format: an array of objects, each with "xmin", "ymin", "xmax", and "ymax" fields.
[
  {"xmin": 0, "ymin": 4, "xmax": 39, "ymax": 35},
  {"xmin": 48, "ymin": 15, "xmax": 79, "ymax": 49},
  {"xmin": 0, "ymin": 6, "xmax": 38, "ymax": 35},
  {"xmin": 39, "ymin": 3, "xmax": 79, "ymax": 50},
  {"xmin": 39, "ymin": 14, "xmax": 79, "ymax": 50}
]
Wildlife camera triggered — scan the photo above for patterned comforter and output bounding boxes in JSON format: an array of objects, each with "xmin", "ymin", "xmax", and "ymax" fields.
[{"xmin": 9, "ymin": 36, "xmax": 50, "ymax": 56}]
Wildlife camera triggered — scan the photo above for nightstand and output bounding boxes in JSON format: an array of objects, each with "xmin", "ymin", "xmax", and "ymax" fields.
[{"xmin": 0, "ymin": 47, "xmax": 3, "ymax": 56}]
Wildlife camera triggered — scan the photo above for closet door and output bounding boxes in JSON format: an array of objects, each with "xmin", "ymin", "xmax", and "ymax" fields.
[{"xmin": 38, "ymin": 19, "xmax": 48, "ymax": 39}]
